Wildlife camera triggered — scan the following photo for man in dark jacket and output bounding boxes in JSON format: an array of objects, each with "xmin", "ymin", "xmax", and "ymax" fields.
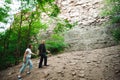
[{"xmin": 38, "ymin": 40, "xmax": 49, "ymax": 68}]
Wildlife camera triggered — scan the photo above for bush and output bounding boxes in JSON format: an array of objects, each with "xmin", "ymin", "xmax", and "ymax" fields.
[
  {"xmin": 102, "ymin": 0, "xmax": 120, "ymax": 42},
  {"xmin": 112, "ymin": 28, "xmax": 120, "ymax": 42},
  {"xmin": 46, "ymin": 34, "xmax": 67, "ymax": 54},
  {"xmin": 45, "ymin": 19, "xmax": 77, "ymax": 54},
  {"xmin": 0, "ymin": 55, "xmax": 17, "ymax": 70}
]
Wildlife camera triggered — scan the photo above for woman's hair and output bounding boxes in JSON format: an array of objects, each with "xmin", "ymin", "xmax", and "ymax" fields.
[{"xmin": 28, "ymin": 44, "xmax": 32, "ymax": 48}]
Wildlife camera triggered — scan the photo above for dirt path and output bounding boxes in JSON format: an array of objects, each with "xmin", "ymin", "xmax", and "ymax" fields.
[{"xmin": 0, "ymin": 45, "xmax": 120, "ymax": 80}]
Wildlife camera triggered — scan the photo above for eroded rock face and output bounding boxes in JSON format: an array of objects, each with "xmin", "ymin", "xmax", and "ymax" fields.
[
  {"xmin": 64, "ymin": 26, "xmax": 117, "ymax": 51},
  {"xmin": 57, "ymin": 0, "xmax": 104, "ymax": 25},
  {"xmin": 56, "ymin": 0, "xmax": 117, "ymax": 51}
]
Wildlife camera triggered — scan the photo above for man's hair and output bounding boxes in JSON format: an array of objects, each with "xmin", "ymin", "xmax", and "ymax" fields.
[{"xmin": 41, "ymin": 40, "xmax": 45, "ymax": 44}]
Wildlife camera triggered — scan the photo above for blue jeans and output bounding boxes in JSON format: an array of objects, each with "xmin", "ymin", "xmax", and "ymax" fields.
[{"xmin": 19, "ymin": 55, "xmax": 33, "ymax": 73}]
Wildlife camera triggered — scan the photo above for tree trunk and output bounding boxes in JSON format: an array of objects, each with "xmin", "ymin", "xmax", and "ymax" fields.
[{"xmin": 17, "ymin": 12, "xmax": 23, "ymax": 57}]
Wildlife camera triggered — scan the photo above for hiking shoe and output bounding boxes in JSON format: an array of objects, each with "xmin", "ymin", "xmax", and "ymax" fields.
[
  {"xmin": 44, "ymin": 65, "xmax": 49, "ymax": 66},
  {"xmin": 27, "ymin": 72, "xmax": 31, "ymax": 74},
  {"xmin": 39, "ymin": 66, "xmax": 43, "ymax": 68},
  {"xmin": 17, "ymin": 75, "xmax": 21, "ymax": 79}
]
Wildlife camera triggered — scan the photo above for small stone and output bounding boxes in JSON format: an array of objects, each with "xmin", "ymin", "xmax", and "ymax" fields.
[
  {"xmin": 86, "ymin": 60, "xmax": 91, "ymax": 63},
  {"xmin": 78, "ymin": 74, "xmax": 85, "ymax": 78},
  {"xmin": 63, "ymin": 66, "xmax": 66, "ymax": 69},
  {"xmin": 72, "ymin": 72, "xmax": 76, "ymax": 76},
  {"xmin": 70, "ymin": 62, "xmax": 77, "ymax": 65},
  {"xmin": 115, "ymin": 70, "xmax": 120, "ymax": 74},
  {"xmin": 44, "ymin": 72, "xmax": 49, "ymax": 78},
  {"xmin": 57, "ymin": 56, "xmax": 61, "ymax": 58},
  {"xmin": 57, "ymin": 70, "xmax": 62, "ymax": 73},
  {"xmin": 92, "ymin": 60, "xmax": 97, "ymax": 62},
  {"xmin": 8, "ymin": 71, "xmax": 14, "ymax": 75}
]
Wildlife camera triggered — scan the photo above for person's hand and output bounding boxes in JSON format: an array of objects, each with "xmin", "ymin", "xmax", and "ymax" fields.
[
  {"xmin": 47, "ymin": 50, "xmax": 50, "ymax": 53},
  {"xmin": 23, "ymin": 60, "xmax": 26, "ymax": 63},
  {"xmin": 23, "ymin": 58, "xmax": 26, "ymax": 63}
]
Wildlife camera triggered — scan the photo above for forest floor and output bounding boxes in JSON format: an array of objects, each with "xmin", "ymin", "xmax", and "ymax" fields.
[{"xmin": 0, "ymin": 45, "xmax": 120, "ymax": 80}]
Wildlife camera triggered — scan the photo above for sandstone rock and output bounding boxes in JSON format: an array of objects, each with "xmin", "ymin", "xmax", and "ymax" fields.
[
  {"xmin": 55, "ymin": 0, "xmax": 117, "ymax": 51},
  {"xmin": 64, "ymin": 26, "xmax": 117, "ymax": 51}
]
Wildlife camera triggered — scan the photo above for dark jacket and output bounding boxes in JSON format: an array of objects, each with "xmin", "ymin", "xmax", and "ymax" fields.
[{"xmin": 38, "ymin": 44, "xmax": 46, "ymax": 54}]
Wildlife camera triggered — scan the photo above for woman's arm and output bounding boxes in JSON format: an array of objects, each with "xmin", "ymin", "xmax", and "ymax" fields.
[
  {"xmin": 23, "ymin": 51, "xmax": 28, "ymax": 63},
  {"xmin": 31, "ymin": 52, "xmax": 37, "ymax": 55}
]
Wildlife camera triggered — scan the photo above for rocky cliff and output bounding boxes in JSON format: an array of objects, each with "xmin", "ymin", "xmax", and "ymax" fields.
[{"xmin": 56, "ymin": 0, "xmax": 117, "ymax": 51}]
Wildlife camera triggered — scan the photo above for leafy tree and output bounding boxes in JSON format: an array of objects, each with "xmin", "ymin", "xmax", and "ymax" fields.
[
  {"xmin": 0, "ymin": 0, "xmax": 76, "ymax": 70},
  {"xmin": 46, "ymin": 19, "xmax": 77, "ymax": 54},
  {"xmin": 0, "ymin": 0, "xmax": 59, "ymax": 70},
  {"xmin": 0, "ymin": 0, "xmax": 11, "ymax": 23}
]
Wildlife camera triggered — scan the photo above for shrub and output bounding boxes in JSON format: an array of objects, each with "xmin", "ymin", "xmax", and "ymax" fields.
[
  {"xmin": 112, "ymin": 28, "xmax": 120, "ymax": 42},
  {"xmin": 102, "ymin": 0, "xmax": 120, "ymax": 42},
  {"xmin": 46, "ymin": 34, "xmax": 67, "ymax": 54}
]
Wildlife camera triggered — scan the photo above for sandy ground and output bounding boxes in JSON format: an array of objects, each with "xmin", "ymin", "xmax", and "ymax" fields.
[{"xmin": 0, "ymin": 45, "xmax": 120, "ymax": 80}]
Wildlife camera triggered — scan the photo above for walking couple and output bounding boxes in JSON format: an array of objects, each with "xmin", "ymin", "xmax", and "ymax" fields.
[{"xmin": 18, "ymin": 40, "xmax": 49, "ymax": 79}]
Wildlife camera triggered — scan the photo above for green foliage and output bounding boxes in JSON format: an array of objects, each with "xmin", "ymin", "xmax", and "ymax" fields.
[
  {"xmin": 36, "ymin": 0, "xmax": 55, "ymax": 13},
  {"xmin": 102, "ymin": 0, "xmax": 120, "ymax": 42},
  {"xmin": 31, "ymin": 21, "xmax": 48, "ymax": 35},
  {"xmin": 0, "ymin": 0, "xmax": 59, "ymax": 70},
  {"xmin": 112, "ymin": 28, "xmax": 120, "ymax": 42},
  {"xmin": 5, "ymin": 0, "xmax": 11, "ymax": 4},
  {"xmin": 102, "ymin": 0, "xmax": 120, "ymax": 23},
  {"xmin": 37, "ymin": 0, "xmax": 55, "ymax": 5},
  {"xmin": 0, "ymin": 19, "xmax": 46, "ymax": 70},
  {"xmin": 45, "ymin": 19, "xmax": 77, "ymax": 54},
  {"xmin": 0, "ymin": 1, "xmax": 11, "ymax": 23},
  {"xmin": 46, "ymin": 34, "xmax": 67, "ymax": 54},
  {"xmin": 0, "ymin": 0, "xmax": 73, "ymax": 70},
  {"xmin": 0, "ymin": 53, "xmax": 18, "ymax": 70},
  {"xmin": 54, "ymin": 19, "xmax": 77, "ymax": 34},
  {"xmin": 50, "ymin": 4, "xmax": 60, "ymax": 17},
  {"xmin": 110, "ymin": 15, "xmax": 120, "ymax": 23},
  {"xmin": 0, "ymin": 7, "xmax": 9, "ymax": 23}
]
